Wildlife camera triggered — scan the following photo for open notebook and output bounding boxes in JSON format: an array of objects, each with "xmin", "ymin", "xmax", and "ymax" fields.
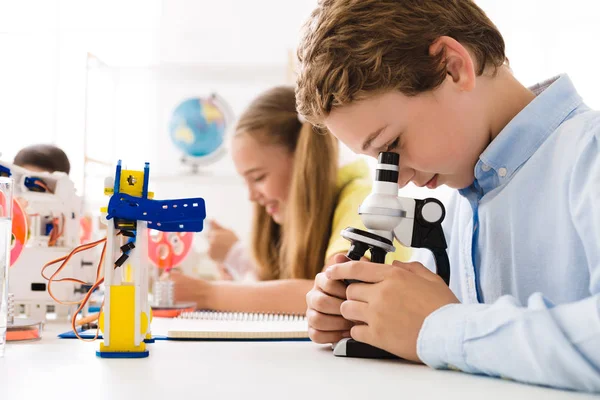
[{"xmin": 166, "ymin": 311, "xmax": 309, "ymax": 341}]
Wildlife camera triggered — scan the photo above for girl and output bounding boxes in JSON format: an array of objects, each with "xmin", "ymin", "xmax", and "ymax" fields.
[{"xmin": 170, "ymin": 86, "xmax": 410, "ymax": 314}]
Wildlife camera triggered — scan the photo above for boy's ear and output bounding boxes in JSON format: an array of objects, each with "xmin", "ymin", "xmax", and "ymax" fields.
[{"xmin": 429, "ymin": 36, "xmax": 476, "ymax": 92}]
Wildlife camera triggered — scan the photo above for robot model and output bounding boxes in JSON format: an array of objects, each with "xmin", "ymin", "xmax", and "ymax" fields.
[
  {"xmin": 45, "ymin": 160, "xmax": 206, "ymax": 358},
  {"xmin": 0, "ymin": 161, "xmax": 88, "ymax": 322}
]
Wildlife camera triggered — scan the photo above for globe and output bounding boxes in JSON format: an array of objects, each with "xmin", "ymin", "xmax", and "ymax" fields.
[{"xmin": 168, "ymin": 95, "xmax": 230, "ymax": 163}]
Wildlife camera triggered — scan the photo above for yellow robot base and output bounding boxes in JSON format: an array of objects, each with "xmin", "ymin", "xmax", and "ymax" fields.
[{"xmin": 97, "ymin": 285, "xmax": 150, "ymax": 358}]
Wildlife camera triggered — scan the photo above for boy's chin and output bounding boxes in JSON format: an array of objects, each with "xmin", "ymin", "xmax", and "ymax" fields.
[{"xmin": 445, "ymin": 176, "xmax": 475, "ymax": 190}]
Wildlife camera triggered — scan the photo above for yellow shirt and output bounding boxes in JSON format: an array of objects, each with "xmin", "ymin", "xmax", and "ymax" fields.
[{"xmin": 325, "ymin": 159, "xmax": 411, "ymax": 263}]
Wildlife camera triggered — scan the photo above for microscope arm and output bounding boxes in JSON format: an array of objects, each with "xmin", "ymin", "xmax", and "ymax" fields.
[{"xmin": 392, "ymin": 197, "xmax": 450, "ymax": 285}]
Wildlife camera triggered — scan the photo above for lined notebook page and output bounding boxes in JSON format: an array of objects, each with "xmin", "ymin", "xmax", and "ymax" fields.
[{"xmin": 167, "ymin": 311, "xmax": 309, "ymax": 339}]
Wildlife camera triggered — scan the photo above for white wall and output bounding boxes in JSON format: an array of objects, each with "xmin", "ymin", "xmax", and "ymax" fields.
[
  {"xmin": 0, "ymin": 0, "xmax": 319, "ymax": 241},
  {"xmin": 1, "ymin": 0, "xmax": 599, "ymax": 244},
  {"xmin": 477, "ymin": 0, "xmax": 600, "ymax": 108},
  {"xmin": 78, "ymin": 0, "xmax": 320, "ymax": 239}
]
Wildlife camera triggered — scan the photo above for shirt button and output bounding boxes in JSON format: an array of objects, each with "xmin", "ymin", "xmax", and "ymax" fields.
[
  {"xmin": 481, "ymin": 164, "xmax": 491, "ymax": 172},
  {"xmin": 498, "ymin": 167, "xmax": 507, "ymax": 177}
]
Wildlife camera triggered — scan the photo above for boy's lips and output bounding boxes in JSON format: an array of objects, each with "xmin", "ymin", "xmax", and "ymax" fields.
[{"xmin": 426, "ymin": 174, "xmax": 438, "ymax": 189}]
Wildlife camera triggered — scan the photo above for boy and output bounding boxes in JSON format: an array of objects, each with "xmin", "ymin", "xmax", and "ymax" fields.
[
  {"xmin": 296, "ymin": 0, "xmax": 600, "ymax": 392},
  {"xmin": 13, "ymin": 144, "xmax": 71, "ymax": 175}
]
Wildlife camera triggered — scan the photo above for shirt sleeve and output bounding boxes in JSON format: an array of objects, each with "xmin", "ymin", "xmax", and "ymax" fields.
[
  {"xmin": 417, "ymin": 125, "xmax": 600, "ymax": 393},
  {"xmin": 417, "ymin": 295, "xmax": 600, "ymax": 392}
]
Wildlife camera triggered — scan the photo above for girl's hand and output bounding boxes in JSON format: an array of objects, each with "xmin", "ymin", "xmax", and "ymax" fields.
[
  {"xmin": 207, "ymin": 220, "xmax": 239, "ymax": 263},
  {"xmin": 170, "ymin": 270, "xmax": 214, "ymax": 309}
]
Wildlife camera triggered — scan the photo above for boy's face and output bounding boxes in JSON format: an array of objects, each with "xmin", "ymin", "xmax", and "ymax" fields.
[{"xmin": 324, "ymin": 83, "xmax": 490, "ymax": 190}]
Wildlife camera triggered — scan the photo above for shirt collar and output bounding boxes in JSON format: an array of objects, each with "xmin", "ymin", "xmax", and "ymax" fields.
[{"xmin": 469, "ymin": 74, "xmax": 583, "ymax": 196}]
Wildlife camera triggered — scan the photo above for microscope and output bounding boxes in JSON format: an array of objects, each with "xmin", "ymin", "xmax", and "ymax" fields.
[
  {"xmin": 0, "ymin": 161, "xmax": 89, "ymax": 322},
  {"xmin": 333, "ymin": 152, "xmax": 450, "ymax": 359}
]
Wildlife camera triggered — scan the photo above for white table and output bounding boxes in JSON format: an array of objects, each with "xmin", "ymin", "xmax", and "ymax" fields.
[{"xmin": 0, "ymin": 321, "xmax": 595, "ymax": 400}]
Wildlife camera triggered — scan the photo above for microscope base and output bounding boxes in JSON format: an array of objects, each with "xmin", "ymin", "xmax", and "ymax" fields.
[{"xmin": 332, "ymin": 338, "xmax": 399, "ymax": 359}]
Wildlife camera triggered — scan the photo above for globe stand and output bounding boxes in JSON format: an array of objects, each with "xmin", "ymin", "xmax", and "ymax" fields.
[{"xmin": 180, "ymin": 146, "xmax": 228, "ymax": 174}]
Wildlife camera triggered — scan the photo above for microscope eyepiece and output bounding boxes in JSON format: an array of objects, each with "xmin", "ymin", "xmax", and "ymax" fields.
[
  {"xmin": 375, "ymin": 152, "xmax": 399, "ymax": 183},
  {"xmin": 378, "ymin": 152, "xmax": 399, "ymax": 166}
]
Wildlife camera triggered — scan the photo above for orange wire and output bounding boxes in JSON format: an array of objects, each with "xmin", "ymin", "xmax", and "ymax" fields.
[
  {"xmin": 42, "ymin": 232, "xmax": 121, "ymax": 285},
  {"xmin": 47, "ymin": 219, "xmax": 59, "ymax": 246},
  {"xmin": 70, "ymin": 244, "xmax": 108, "ymax": 341},
  {"xmin": 45, "ymin": 231, "xmax": 127, "ymax": 341},
  {"xmin": 76, "ymin": 312, "xmax": 99, "ymax": 326},
  {"xmin": 71, "ymin": 277, "xmax": 104, "ymax": 341},
  {"xmin": 46, "ymin": 239, "xmax": 106, "ymax": 341},
  {"xmin": 41, "ymin": 238, "xmax": 106, "ymax": 281},
  {"xmin": 47, "ymin": 232, "xmax": 123, "ymax": 341},
  {"xmin": 47, "ymin": 214, "xmax": 65, "ymax": 247},
  {"xmin": 46, "ymin": 241, "xmax": 106, "ymax": 305},
  {"xmin": 41, "ymin": 237, "xmax": 108, "ymax": 278},
  {"xmin": 42, "ymin": 246, "xmax": 97, "ymax": 284},
  {"xmin": 33, "ymin": 179, "xmax": 52, "ymax": 193},
  {"xmin": 51, "ymin": 214, "xmax": 66, "ymax": 246}
]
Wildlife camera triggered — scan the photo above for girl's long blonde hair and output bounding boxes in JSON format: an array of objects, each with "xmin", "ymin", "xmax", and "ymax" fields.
[{"xmin": 234, "ymin": 86, "xmax": 339, "ymax": 280}]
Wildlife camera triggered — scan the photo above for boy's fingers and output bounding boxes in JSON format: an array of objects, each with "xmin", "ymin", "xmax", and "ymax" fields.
[
  {"xmin": 306, "ymin": 309, "xmax": 354, "ymax": 331},
  {"xmin": 345, "ymin": 282, "xmax": 373, "ymax": 302},
  {"xmin": 332, "ymin": 253, "xmax": 350, "ymax": 264},
  {"xmin": 340, "ymin": 300, "xmax": 369, "ymax": 324},
  {"xmin": 392, "ymin": 260, "xmax": 438, "ymax": 281},
  {"xmin": 326, "ymin": 261, "xmax": 390, "ymax": 283},
  {"xmin": 350, "ymin": 324, "xmax": 373, "ymax": 346},
  {"xmin": 308, "ymin": 328, "xmax": 350, "ymax": 344},
  {"xmin": 306, "ymin": 289, "xmax": 344, "ymax": 315},
  {"xmin": 315, "ymin": 272, "xmax": 347, "ymax": 299}
]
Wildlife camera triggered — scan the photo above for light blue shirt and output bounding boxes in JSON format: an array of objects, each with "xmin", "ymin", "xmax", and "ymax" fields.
[{"xmin": 416, "ymin": 75, "xmax": 600, "ymax": 392}]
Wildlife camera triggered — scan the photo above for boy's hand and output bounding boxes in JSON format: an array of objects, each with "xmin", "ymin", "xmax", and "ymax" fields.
[
  {"xmin": 207, "ymin": 220, "xmax": 239, "ymax": 263},
  {"xmin": 326, "ymin": 260, "xmax": 459, "ymax": 362},
  {"xmin": 305, "ymin": 254, "xmax": 354, "ymax": 343}
]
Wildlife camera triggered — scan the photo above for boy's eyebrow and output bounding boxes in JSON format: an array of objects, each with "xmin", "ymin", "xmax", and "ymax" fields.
[{"xmin": 361, "ymin": 126, "xmax": 387, "ymax": 152}]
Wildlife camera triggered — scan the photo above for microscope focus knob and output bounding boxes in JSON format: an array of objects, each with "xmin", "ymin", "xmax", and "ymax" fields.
[{"xmin": 420, "ymin": 199, "xmax": 445, "ymax": 224}]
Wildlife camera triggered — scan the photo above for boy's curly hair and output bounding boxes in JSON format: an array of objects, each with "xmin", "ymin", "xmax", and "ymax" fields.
[{"xmin": 296, "ymin": 0, "xmax": 507, "ymax": 126}]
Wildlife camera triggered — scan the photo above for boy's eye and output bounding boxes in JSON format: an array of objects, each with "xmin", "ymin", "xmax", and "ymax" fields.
[{"xmin": 385, "ymin": 137, "xmax": 399, "ymax": 151}]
